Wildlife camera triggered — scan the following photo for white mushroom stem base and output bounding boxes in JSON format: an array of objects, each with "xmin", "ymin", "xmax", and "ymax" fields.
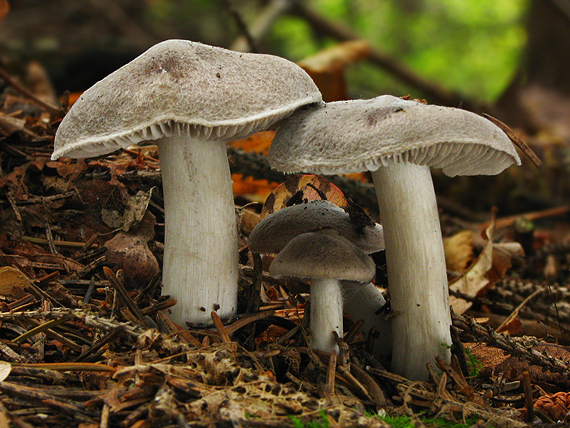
[
  {"xmin": 158, "ymin": 135, "xmax": 238, "ymax": 326},
  {"xmin": 310, "ymin": 279, "xmax": 343, "ymax": 353},
  {"xmin": 372, "ymin": 162, "xmax": 451, "ymax": 381}
]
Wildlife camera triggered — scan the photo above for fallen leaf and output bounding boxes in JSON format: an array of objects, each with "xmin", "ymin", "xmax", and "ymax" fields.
[
  {"xmin": 260, "ymin": 174, "xmax": 347, "ymax": 219},
  {"xmin": 0, "ymin": 266, "xmax": 32, "ymax": 299},
  {"xmin": 449, "ymin": 221, "xmax": 524, "ymax": 314},
  {"xmin": 228, "ymin": 130, "xmax": 274, "ymax": 155},
  {"xmin": 0, "ymin": 361, "xmax": 11, "ymax": 382},
  {"xmin": 105, "ymin": 210, "xmax": 159, "ymax": 289},
  {"xmin": 298, "ymin": 40, "xmax": 370, "ymax": 102},
  {"xmin": 443, "ymin": 230, "xmax": 474, "ymax": 274}
]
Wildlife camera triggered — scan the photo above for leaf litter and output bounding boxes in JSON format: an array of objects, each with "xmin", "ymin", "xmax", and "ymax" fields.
[{"xmin": 0, "ymin": 61, "xmax": 570, "ymax": 428}]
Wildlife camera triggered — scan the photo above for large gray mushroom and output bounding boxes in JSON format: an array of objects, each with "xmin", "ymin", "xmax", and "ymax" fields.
[
  {"xmin": 268, "ymin": 95, "xmax": 520, "ymax": 380},
  {"xmin": 52, "ymin": 39, "xmax": 322, "ymax": 326}
]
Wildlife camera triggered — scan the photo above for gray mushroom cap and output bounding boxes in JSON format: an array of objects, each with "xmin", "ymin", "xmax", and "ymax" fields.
[
  {"xmin": 268, "ymin": 95, "xmax": 521, "ymax": 177},
  {"xmin": 52, "ymin": 39, "xmax": 323, "ymax": 159},
  {"xmin": 248, "ymin": 199, "xmax": 384, "ymax": 254},
  {"xmin": 269, "ymin": 229, "xmax": 376, "ymax": 283}
]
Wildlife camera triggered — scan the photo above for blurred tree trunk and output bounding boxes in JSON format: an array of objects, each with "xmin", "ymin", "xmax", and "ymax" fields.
[{"xmin": 498, "ymin": 0, "xmax": 570, "ymax": 128}]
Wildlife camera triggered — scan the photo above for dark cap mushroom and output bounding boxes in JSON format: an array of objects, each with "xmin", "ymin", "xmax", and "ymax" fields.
[
  {"xmin": 248, "ymin": 199, "xmax": 389, "ymax": 354},
  {"xmin": 268, "ymin": 95, "xmax": 521, "ymax": 380},
  {"xmin": 248, "ymin": 199, "xmax": 384, "ymax": 255},
  {"xmin": 270, "ymin": 229, "xmax": 376, "ymax": 352},
  {"xmin": 52, "ymin": 39, "xmax": 322, "ymax": 326}
]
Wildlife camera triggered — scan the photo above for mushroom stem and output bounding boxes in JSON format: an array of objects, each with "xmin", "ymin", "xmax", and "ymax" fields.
[
  {"xmin": 310, "ymin": 278, "xmax": 343, "ymax": 353},
  {"xmin": 342, "ymin": 281, "xmax": 392, "ymax": 357},
  {"xmin": 158, "ymin": 134, "xmax": 238, "ymax": 326},
  {"xmin": 371, "ymin": 162, "xmax": 451, "ymax": 380}
]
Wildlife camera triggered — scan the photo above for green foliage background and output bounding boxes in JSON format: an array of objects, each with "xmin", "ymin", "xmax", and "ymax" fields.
[{"xmin": 268, "ymin": 0, "xmax": 528, "ymax": 101}]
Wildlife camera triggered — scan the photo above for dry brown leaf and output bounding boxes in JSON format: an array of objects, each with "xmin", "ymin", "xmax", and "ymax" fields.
[
  {"xmin": 298, "ymin": 40, "xmax": 370, "ymax": 102},
  {"xmin": 0, "ymin": 266, "xmax": 32, "ymax": 299},
  {"xmin": 229, "ymin": 130, "xmax": 274, "ymax": 155},
  {"xmin": 231, "ymin": 173, "xmax": 275, "ymax": 202},
  {"xmin": 260, "ymin": 174, "xmax": 347, "ymax": 219},
  {"xmin": 449, "ymin": 222, "xmax": 524, "ymax": 314},
  {"xmin": 0, "ymin": 362, "xmax": 11, "ymax": 382},
  {"xmin": 443, "ymin": 230, "xmax": 474, "ymax": 274}
]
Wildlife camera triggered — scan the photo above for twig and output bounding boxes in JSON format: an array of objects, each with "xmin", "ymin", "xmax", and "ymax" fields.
[
  {"xmin": 230, "ymin": 0, "xmax": 293, "ymax": 52},
  {"xmin": 0, "ymin": 67, "xmax": 61, "ymax": 116},
  {"xmin": 482, "ymin": 113, "xmax": 542, "ymax": 167},
  {"xmin": 211, "ymin": 311, "xmax": 232, "ymax": 344},
  {"xmin": 288, "ymin": 1, "xmax": 491, "ymax": 112},
  {"xmin": 495, "ymin": 288, "xmax": 543, "ymax": 333},
  {"xmin": 477, "ymin": 205, "xmax": 570, "ymax": 229},
  {"xmin": 44, "ymin": 222, "xmax": 58, "ymax": 255},
  {"xmin": 522, "ymin": 370, "xmax": 534, "ymax": 423},
  {"xmin": 453, "ymin": 312, "xmax": 570, "ymax": 376},
  {"xmin": 103, "ymin": 267, "xmax": 146, "ymax": 325},
  {"xmin": 222, "ymin": 0, "xmax": 259, "ymax": 53},
  {"xmin": 225, "ymin": 309, "xmax": 275, "ymax": 335},
  {"xmin": 326, "ymin": 349, "xmax": 337, "ymax": 396}
]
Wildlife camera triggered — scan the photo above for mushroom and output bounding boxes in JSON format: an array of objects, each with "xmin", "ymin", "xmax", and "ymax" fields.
[
  {"xmin": 268, "ymin": 95, "xmax": 521, "ymax": 380},
  {"xmin": 248, "ymin": 199, "xmax": 391, "ymax": 355},
  {"xmin": 270, "ymin": 229, "xmax": 376, "ymax": 352},
  {"xmin": 248, "ymin": 199, "xmax": 384, "ymax": 254},
  {"xmin": 52, "ymin": 39, "xmax": 322, "ymax": 326}
]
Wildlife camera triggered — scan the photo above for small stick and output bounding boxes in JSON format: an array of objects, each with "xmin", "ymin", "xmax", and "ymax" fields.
[
  {"xmin": 5, "ymin": 190, "xmax": 22, "ymax": 222},
  {"xmin": 523, "ymin": 370, "xmax": 534, "ymax": 423},
  {"xmin": 103, "ymin": 266, "xmax": 146, "ymax": 325},
  {"xmin": 44, "ymin": 222, "xmax": 58, "ymax": 255},
  {"xmin": 69, "ymin": 255, "xmax": 108, "ymax": 280},
  {"xmin": 11, "ymin": 362, "xmax": 116, "ymax": 372},
  {"xmin": 78, "ymin": 234, "xmax": 99, "ymax": 253},
  {"xmin": 0, "ymin": 67, "xmax": 61, "ymax": 116},
  {"xmin": 482, "ymin": 113, "xmax": 542, "ymax": 168},
  {"xmin": 496, "ymin": 288, "xmax": 543, "ymax": 333},
  {"xmin": 225, "ymin": 309, "xmax": 275, "ymax": 335},
  {"xmin": 478, "ymin": 205, "xmax": 570, "ymax": 230},
  {"xmin": 326, "ymin": 349, "xmax": 337, "ymax": 396},
  {"xmin": 211, "ymin": 311, "xmax": 232, "ymax": 344}
]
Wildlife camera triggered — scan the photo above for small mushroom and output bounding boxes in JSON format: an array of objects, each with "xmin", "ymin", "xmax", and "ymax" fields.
[
  {"xmin": 248, "ymin": 199, "xmax": 384, "ymax": 254},
  {"xmin": 268, "ymin": 95, "xmax": 521, "ymax": 380},
  {"xmin": 248, "ymin": 199, "xmax": 390, "ymax": 354},
  {"xmin": 270, "ymin": 229, "xmax": 376, "ymax": 352},
  {"xmin": 52, "ymin": 39, "xmax": 322, "ymax": 326}
]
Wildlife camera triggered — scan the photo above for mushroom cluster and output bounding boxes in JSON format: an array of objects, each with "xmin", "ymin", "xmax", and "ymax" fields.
[
  {"xmin": 52, "ymin": 39, "xmax": 322, "ymax": 326},
  {"xmin": 248, "ymin": 199, "xmax": 386, "ymax": 353},
  {"xmin": 52, "ymin": 38, "xmax": 522, "ymax": 381},
  {"xmin": 268, "ymin": 96, "xmax": 521, "ymax": 380}
]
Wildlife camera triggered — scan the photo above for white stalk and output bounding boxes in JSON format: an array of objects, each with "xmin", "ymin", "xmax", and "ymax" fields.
[
  {"xmin": 310, "ymin": 278, "xmax": 343, "ymax": 353},
  {"xmin": 342, "ymin": 282, "xmax": 392, "ymax": 358},
  {"xmin": 158, "ymin": 135, "xmax": 238, "ymax": 326},
  {"xmin": 372, "ymin": 162, "xmax": 451, "ymax": 381}
]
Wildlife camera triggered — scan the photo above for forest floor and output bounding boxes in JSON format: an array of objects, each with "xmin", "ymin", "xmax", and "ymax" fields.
[{"xmin": 1, "ymin": 70, "xmax": 570, "ymax": 428}]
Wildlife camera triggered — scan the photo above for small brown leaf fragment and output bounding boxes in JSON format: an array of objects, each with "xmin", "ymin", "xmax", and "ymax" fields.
[
  {"xmin": 443, "ymin": 230, "xmax": 474, "ymax": 274},
  {"xmin": 0, "ymin": 266, "xmax": 31, "ymax": 299},
  {"xmin": 298, "ymin": 40, "xmax": 370, "ymax": 102},
  {"xmin": 260, "ymin": 174, "xmax": 347, "ymax": 219}
]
